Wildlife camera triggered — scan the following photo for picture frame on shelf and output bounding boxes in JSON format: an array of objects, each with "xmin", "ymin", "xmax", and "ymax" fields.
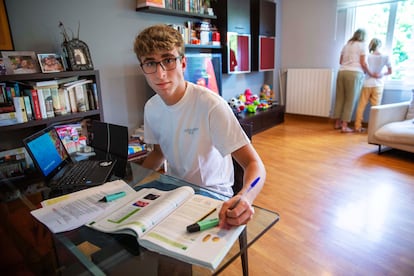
[
  {"xmin": 37, "ymin": 53, "xmax": 66, "ymax": 73},
  {"xmin": 1, "ymin": 51, "xmax": 40, "ymax": 74},
  {"xmin": 63, "ymin": 39, "xmax": 94, "ymax": 71}
]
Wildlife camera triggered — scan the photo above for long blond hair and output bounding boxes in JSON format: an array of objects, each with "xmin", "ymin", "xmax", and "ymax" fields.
[
  {"xmin": 348, "ymin": 28, "xmax": 366, "ymax": 43},
  {"xmin": 369, "ymin": 38, "xmax": 382, "ymax": 53}
]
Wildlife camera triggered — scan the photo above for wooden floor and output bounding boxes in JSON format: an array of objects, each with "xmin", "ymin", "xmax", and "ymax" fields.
[{"xmin": 222, "ymin": 114, "xmax": 414, "ymax": 276}]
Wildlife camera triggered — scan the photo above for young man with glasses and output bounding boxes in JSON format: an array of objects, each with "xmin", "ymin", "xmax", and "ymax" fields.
[{"xmin": 133, "ymin": 24, "xmax": 266, "ymax": 228}]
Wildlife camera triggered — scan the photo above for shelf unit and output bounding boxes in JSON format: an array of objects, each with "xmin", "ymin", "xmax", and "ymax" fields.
[
  {"xmin": 136, "ymin": 6, "xmax": 217, "ymax": 20},
  {"xmin": 0, "ymin": 70, "xmax": 104, "ymax": 184}
]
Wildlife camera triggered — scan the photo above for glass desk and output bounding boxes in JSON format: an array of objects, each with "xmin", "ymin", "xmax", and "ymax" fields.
[{"xmin": 1, "ymin": 162, "xmax": 279, "ymax": 275}]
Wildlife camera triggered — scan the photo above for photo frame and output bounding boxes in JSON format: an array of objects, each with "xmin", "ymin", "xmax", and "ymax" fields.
[
  {"xmin": 1, "ymin": 51, "xmax": 40, "ymax": 74},
  {"xmin": 38, "ymin": 53, "xmax": 66, "ymax": 73},
  {"xmin": 63, "ymin": 39, "xmax": 94, "ymax": 71}
]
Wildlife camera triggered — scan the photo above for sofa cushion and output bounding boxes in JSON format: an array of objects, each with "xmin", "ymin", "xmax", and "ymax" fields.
[
  {"xmin": 375, "ymin": 119, "xmax": 414, "ymax": 145},
  {"xmin": 406, "ymin": 90, "xmax": 414, "ymax": 119}
]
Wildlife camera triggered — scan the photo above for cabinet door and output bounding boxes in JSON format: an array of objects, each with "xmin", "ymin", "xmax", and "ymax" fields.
[
  {"xmin": 259, "ymin": 36, "xmax": 275, "ymax": 71},
  {"xmin": 227, "ymin": 0, "xmax": 250, "ymax": 34},
  {"xmin": 259, "ymin": 0, "xmax": 276, "ymax": 36},
  {"xmin": 228, "ymin": 33, "xmax": 251, "ymax": 73}
]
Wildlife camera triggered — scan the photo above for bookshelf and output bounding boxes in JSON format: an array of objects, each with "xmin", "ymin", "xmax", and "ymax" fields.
[
  {"xmin": 0, "ymin": 70, "xmax": 104, "ymax": 185},
  {"xmin": 136, "ymin": 6, "xmax": 217, "ymax": 20}
]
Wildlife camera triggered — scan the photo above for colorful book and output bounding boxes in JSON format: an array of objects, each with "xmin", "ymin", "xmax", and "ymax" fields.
[
  {"xmin": 136, "ymin": 0, "xmax": 165, "ymax": 8},
  {"xmin": 36, "ymin": 88, "xmax": 48, "ymax": 119},
  {"xmin": 23, "ymin": 89, "xmax": 42, "ymax": 120},
  {"xmin": 23, "ymin": 96, "xmax": 34, "ymax": 121}
]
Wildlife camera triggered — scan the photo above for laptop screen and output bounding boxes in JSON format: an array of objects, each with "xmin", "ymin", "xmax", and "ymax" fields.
[{"xmin": 24, "ymin": 127, "xmax": 71, "ymax": 178}]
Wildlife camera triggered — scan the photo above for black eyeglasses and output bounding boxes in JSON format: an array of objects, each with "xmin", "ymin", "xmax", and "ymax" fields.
[{"xmin": 140, "ymin": 56, "xmax": 183, "ymax": 74}]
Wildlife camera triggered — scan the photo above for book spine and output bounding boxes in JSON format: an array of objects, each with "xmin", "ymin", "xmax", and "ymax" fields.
[
  {"xmin": 0, "ymin": 104, "xmax": 15, "ymax": 113},
  {"xmin": 0, "ymin": 112, "xmax": 16, "ymax": 120},
  {"xmin": 0, "ymin": 83, "xmax": 6, "ymax": 104},
  {"xmin": 67, "ymin": 88, "xmax": 78, "ymax": 113},
  {"xmin": 137, "ymin": 0, "xmax": 165, "ymax": 8},
  {"xmin": 92, "ymin": 83, "xmax": 99, "ymax": 109},
  {"xmin": 74, "ymin": 85, "xmax": 87, "ymax": 112},
  {"xmin": 36, "ymin": 88, "xmax": 48, "ymax": 119},
  {"xmin": 82, "ymin": 84, "xmax": 90, "ymax": 111},
  {"xmin": 57, "ymin": 87, "xmax": 69, "ymax": 115},
  {"xmin": 62, "ymin": 88, "xmax": 72, "ymax": 114},
  {"xmin": 41, "ymin": 88, "xmax": 55, "ymax": 118},
  {"xmin": 12, "ymin": 96, "xmax": 28, "ymax": 123},
  {"xmin": 29, "ymin": 89, "xmax": 42, "ymax": 120},
  {"xmin": 23, "ymin": 96, "xmax": 34, "ymax": 121},
  {"xmin": 50, "ymin": 86, "xmax": 64, "ymax": 116},
  {"xmin": 86, "ymin": 84, "xmax": 96, "ymax": 110}
]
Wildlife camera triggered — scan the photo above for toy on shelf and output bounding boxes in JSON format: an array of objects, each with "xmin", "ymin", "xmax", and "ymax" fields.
[
  {"xmin": 259, "ymin": 84, "xmax": 275, "ymax": 103},
  {"xmin": 228, "ymin": 97, "xmax": 245, "ymax": 114}
]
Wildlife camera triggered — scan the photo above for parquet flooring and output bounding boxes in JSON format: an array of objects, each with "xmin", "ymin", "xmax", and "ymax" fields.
[{"xmin": 222, "ymin": 114, "xmax": 414, "ymax": 276}]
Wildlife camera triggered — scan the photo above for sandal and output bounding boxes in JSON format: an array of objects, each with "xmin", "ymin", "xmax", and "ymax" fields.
[{"xmin": 341, "ymin": 127, "xmax": 354, "ymax": 133}]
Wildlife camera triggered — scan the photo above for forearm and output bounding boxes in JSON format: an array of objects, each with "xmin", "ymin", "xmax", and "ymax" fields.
[
  {"xmin": 141, "ymin": 146, "xmax": 165, "ymax": 171},
  {"xmin": 239, "ymin": 160, "xmax": 266, "ymax": 204}
]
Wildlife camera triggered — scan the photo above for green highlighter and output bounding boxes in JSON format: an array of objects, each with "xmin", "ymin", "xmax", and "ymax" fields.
[{"xmin": 186, "ymin": 218, "xmax": 219, "ymax": 233}]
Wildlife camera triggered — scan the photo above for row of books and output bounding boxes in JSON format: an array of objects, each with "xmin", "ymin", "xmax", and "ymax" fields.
[
  {"xmin": 137, "ymin": 0, "xmax": 209, "ymax": 14},
  {"xmin": 0, "ymin": 76, "xmax": 99, "ymax": 126}
]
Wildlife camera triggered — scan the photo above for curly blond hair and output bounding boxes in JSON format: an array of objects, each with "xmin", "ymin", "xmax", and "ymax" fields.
[{"xmin": 133, "ymin": 24, "xmax": 184, "ymax": 62}]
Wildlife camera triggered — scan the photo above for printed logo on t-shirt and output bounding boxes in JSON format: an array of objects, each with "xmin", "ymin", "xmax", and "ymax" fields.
[{"xmin": 184, "ymin": 128, "xmax": 199, "ymax": 135}]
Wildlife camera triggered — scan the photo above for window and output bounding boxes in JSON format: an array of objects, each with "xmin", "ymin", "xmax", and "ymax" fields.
[{"xmin": 350, "ymin": 0, "xmax": 414, "ymax": 89}]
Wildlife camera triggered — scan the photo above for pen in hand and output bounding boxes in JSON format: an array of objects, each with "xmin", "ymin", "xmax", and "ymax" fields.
[{"xmin": 229, "ymin": 176, "xmax": 260, "ymax": 210}]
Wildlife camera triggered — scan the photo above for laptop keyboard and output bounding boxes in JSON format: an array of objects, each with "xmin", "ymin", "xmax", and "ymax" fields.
[{"xmin": 56, "ymin": 160, "xmax": 99, "ymax": 187}]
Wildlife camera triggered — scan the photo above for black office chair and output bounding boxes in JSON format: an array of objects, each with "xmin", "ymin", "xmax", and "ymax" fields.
[
  {"xmin": 89, "ymin": 120, "xmax": 129, "ymax": 178},
  {"xmin": 232, "ymin": 122, "xmax": 253, "ymax": 276}
]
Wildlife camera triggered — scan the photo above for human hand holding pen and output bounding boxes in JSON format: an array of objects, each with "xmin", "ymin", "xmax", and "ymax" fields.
[{"xmin": 219, "ymin": 177, "xmax": 260, "ymax": 229}]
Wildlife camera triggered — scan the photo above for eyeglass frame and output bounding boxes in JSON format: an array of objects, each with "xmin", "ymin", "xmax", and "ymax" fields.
[{"xmin": 140, "ymin": 56, "xmax": 183, "ymax": 74}]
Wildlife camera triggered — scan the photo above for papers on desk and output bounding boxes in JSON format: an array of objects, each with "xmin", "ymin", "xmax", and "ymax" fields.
[
  {"xmin": 31, "ymin": 180, "xmax": 136, "ymax": 233},
  {"xmin": 31, "ymin": 178, "xmax": 245, "ymax": 270}
]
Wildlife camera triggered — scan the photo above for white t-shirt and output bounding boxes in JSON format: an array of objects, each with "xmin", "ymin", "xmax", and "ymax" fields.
[
  {"xmin": 144, "ymin": 82, "xmax": 250, "ymax": 196},
  {"xmin": 363, "ymin": 54, "xmax": 391, "ymax": 87},
  {"xmin": 339, "ymin": 41, "xmax": 367, "ymax": 73}
]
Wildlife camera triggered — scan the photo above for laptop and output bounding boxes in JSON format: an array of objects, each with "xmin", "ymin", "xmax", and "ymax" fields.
[{"xmin": 23, "ymin": 125, "xmax": 116, "ymax": 195}]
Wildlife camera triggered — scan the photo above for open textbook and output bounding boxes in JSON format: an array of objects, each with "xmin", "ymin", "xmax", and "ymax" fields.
[{"xmin": 88, "ymin": 185, "xmax": 245, "ymax": 270}]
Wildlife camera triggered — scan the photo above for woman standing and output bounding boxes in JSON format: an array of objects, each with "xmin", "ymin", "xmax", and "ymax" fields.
[
  {"xmin": 333, "ymin": 29, "xmax": 371, "ymax": 133},
  {"xmin": 354, "ymin": 38, "xmax": 392, "ymax": 132}
]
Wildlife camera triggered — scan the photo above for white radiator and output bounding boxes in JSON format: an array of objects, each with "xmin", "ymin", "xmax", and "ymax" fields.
[{"xmin": 286, "ymin": 68, "xmax": 334, "ymax": 117}]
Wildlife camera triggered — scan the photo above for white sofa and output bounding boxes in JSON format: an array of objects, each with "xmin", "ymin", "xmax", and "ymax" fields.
[{"xmin": 368, "ymin": 101, "xmax": 414, "ymax": 154}]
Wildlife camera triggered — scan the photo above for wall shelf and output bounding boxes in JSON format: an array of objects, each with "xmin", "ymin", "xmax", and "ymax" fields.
[{"xmin": 136, "ymin": 6, "xmax": 217, "ymax": 20}]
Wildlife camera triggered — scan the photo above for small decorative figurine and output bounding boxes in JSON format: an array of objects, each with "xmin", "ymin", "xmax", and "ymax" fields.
[{"xmin": 260, "ymin": 84, "xmax": 275, "ymax": 102}]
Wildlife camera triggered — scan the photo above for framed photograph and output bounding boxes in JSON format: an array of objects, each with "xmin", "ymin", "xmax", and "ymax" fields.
[
  {"xmin": 38, "ymin": 53, "xmax": 66, "ymax": 73},
  {"xmin": 1, "ymin": 51, "xmax": 40, "ymax": 74},
  {"xmin": 63, "ymin": 39, "xmax": 94, "ymax": 71}
]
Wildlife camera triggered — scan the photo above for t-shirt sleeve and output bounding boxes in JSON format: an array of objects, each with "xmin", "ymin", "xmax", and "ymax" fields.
[
  {"xmin": 209, "ymin": 100, "xmax": 250, "ymax": 156},
  {"xmin": 143, "ymin": 103, "xmax": 158, "ymax": 145}
]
